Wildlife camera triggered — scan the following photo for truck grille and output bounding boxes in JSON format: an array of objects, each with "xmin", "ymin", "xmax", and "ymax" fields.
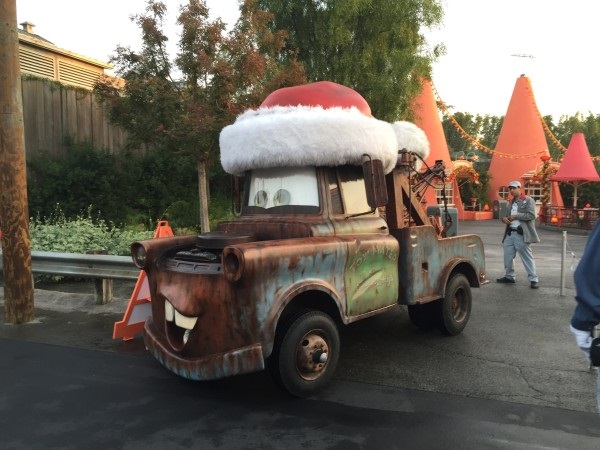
[{"xmin": 161, "ymin": 248, "xmax": 222, "ymax": 274}]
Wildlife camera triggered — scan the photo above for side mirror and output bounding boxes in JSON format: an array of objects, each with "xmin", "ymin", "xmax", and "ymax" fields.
[{"xmin": 362, "ymin": 155, "xmax": 388, "ymax": 208}]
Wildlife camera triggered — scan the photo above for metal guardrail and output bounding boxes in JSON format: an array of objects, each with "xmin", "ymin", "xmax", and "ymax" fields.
[{"xmin": 0, "ymin": 250, "xmax": 139, "ymax": 280}]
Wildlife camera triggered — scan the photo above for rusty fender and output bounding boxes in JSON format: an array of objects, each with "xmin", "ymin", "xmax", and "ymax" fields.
[{"xmin": 394, "ymin": 226, "xmax": 486, "ymax": 305}]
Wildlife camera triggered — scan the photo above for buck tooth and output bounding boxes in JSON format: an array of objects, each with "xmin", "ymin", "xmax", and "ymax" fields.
[
  {"xmin": 165, "ymin": 301, "xmax": 175, "ymax": 322},
  {"xmin": 174, "ymin": 310, "xmax": 198, "ymax": 330}
]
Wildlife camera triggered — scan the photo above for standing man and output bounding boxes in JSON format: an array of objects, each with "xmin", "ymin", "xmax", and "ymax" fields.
[
  {"xmin": 496, "ymin": 180, "xmax": 540, "ymax": 288},
  {"xmin": 570, "ymin": 220, "xmax": 600, "ymax": 412}
]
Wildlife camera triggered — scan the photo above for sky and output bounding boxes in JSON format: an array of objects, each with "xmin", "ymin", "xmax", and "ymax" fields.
[{"xmin": 14, "ymin": 0, "xmax": 600, "ymax": 119}]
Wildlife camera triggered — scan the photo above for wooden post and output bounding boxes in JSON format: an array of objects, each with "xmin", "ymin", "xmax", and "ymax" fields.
[
  {"xmin": 86, "ymin": 250, "xmax": 113, "ymax": 305},
  {"xmin": 0, "ymin": 0, "xmax": 35, "ymax": 323}
]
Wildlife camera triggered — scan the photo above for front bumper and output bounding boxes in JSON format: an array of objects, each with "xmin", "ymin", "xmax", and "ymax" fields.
[{"xmin": 144, "ymin": 319, "xmax": 265, "ymax": 381}]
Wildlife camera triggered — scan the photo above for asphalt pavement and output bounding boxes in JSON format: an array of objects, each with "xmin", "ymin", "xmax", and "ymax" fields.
[{"xmin": 1, "ymin": 218, "xmax": 599, "ymax": 448}]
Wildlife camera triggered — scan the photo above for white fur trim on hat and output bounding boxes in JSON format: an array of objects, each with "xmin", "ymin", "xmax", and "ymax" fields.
[
  {"xmin": 220, "ymin": 105, "xmax": 399, "ymax": 175},
  {"xmin": 391, "ymin": 121, "xmax": 430, "ymax": 161}
]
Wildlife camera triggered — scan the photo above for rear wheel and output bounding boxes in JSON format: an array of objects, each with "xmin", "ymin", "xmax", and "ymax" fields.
[
  {"xmin": 435, "ymin": 274, "xmax": 472, "ymax": 336},
  {"xmin": 269, "ymin": 310, "xmax": 340, "ymax": 398}
]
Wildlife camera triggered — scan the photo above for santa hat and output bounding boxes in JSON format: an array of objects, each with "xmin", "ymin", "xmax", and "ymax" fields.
[
  {"xmin": 391, "ymin": 120, "xmax": 430, "ymax": 169},
  {"xmin": 220, "ymin": 81, "xmax": 429, "ymax": 175}
]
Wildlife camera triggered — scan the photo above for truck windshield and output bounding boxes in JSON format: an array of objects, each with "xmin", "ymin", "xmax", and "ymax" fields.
[{"xmin": 244, "ymin": 167, "xmax": 320, "ymax": 214}]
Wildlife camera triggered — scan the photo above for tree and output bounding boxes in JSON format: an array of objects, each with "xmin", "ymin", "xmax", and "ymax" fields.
[
  {"xmin": 257, "ymin": 0, "xmax": 444, "ymax": 121},
  {"xmin": 441, "ymin": 112, "xmax": 502, "ymax": 162},
  {"xmin": 95, "ymin": 0, "xmax": 306, "ymax": 231}
]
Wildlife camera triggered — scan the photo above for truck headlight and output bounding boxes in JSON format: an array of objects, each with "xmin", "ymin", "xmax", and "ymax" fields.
[
  {"xmin": 223, "ymin": 248, "xmax": 244, "ymax": 282},
  {"xmin": 131, "ymin": 243, "xmax": 147, "ymax": 269}
]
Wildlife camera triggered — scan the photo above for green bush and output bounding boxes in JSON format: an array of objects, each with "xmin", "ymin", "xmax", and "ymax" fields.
[
  {"xmin": 27, "ymin": 139, "xmax": 202, "ymax": 228},
  {"xmin": 29, "ymin": 205, "xmax": 153, "ymax": 256},
  {"xmin": 26, "ymin": 137, "xmax": 238, "ymax": 231}
]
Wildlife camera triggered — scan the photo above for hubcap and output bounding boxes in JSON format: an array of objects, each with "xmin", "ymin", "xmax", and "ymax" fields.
[
  {"xmin": 451, "ymin": 289, "xmax": 468, "ymax": 322},
  {"xmin": 295, "ymin": 330, "xmax": 329, "ymax": 381}
]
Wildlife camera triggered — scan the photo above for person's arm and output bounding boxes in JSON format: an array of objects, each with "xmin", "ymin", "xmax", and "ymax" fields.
[{"xmin": 513, "ymin": 197, "xmax": 536, "ymax": 222}]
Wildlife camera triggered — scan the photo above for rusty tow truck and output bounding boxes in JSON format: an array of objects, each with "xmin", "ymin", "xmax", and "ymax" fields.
[{"xmin": 132, "ymin": 81, "xmax": 487, "ymax": 397}]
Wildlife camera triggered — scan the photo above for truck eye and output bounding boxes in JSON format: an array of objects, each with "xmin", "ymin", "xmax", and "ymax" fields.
[{"xmin": 254, "ymin": 190, "xmax": 268, "ymax": 207}]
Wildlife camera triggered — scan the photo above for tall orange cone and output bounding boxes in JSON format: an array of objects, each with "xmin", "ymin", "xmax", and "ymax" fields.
[
  {"xmin": 487, "ymin": 75, "xmax": 563, "ymax": 206},
  {"xmin": 412, "ymin": 78, "xmax": 463, "ymax": 214},
  {"xmin": 113, "ymin": 221, "xmax": 174, "ymax": 341}
]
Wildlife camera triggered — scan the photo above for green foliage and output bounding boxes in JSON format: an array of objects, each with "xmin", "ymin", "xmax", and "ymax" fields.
[
  {"xmin": 29, "ymin": 205, "xmax": 153, "ymax": 256},
  {"xmin": 209, "ymin": 190, "xmax": 236, "ymax": 230},
  {"xmin": 95, "ymin": 0, "xmax": 306, "ymax": 173},
  {"xmin": 257, "ymin": 0, "xmax": 444, "ymax": 121},
  {"xmin": 27, "ymin": 138, "xmax": 126, "ymax": 223},
  {"xmin": 457, "ymin": 164, "xmax": 492, "ymax": 207},
  {"xmin": 27, "ymin": 139, "xmax": 202, "ymax": 229}
]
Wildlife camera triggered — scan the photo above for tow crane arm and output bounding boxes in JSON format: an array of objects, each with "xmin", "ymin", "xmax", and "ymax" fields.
[{"xmin": 384, "ymin": 151, "xmax": 452, "ymax": 237}]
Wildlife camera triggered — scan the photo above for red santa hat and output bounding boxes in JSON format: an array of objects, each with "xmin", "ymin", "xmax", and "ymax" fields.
[{"xmin": 220, "ymin": 81, "xmax": 429, "ymax": 175}]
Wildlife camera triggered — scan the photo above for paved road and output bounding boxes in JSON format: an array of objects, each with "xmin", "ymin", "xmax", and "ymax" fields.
[
  {"xmin": 1, "ymin": 219, "xmax": 599, "ymax": 448},
  {"xmin": 1, "ymin": 337, "xmax": 599, "ymax": 449}
]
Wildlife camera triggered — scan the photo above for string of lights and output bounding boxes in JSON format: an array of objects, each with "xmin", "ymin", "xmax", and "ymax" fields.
[{"xmin": 431, "ymin": 82, "xmax": 600, "ymax": 162}]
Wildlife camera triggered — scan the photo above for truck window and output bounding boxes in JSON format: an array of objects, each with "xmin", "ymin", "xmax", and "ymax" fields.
[
  {"xmin": 245, "ymin": 167, "xmax": 319, "ymax": 213},
  {"xmin": 329, "ymin": 166, "xmax": 376, "ymax": 216}
]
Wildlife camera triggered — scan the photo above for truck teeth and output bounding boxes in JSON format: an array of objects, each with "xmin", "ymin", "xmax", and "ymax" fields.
[
  {"xmin": 174, "ymin": 310, "xmax": 198, "ymax": 330},
  {"xmin": 164, "ymin": 300, "xmax": 198, "ymax": 330},
  {"xmin": 165, "ymin": 301, "xmax": 175, "ymax": 321}
]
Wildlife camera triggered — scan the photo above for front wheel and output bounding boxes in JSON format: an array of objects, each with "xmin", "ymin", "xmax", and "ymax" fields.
[
  {"xmin": 435, "ymin": 274, "xmax": 472, "ymax": 336},
  {"xmin": 271, "ymin": 310, "xmax": 340, "ymax": 398}
]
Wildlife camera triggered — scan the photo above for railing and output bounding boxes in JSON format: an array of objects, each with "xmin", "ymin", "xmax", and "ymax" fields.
[
  {"xmin": 0, "ymin": 250, "xmax": 139, "ymax": 304},
  {"xmin": 539, "ymin": 205, "xmax": 599, "ymax": 230}
]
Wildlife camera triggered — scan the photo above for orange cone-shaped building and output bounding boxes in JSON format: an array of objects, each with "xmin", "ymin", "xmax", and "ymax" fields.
[
  {"xmin": 552, "ymin": 133, "xmax": 600, "ymax": 207},
  {"xmin": 487, "ymin": 75, "xmax": 563, "ymax": 207},
  {"xmin": 412, "ymin": 79, "xmax": 464, "ymax": 215}
]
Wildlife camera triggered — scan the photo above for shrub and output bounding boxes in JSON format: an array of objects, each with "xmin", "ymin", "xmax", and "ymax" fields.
[{"xmin": 29, "ymin": 205, "xmax": 153, "ymax": 256}]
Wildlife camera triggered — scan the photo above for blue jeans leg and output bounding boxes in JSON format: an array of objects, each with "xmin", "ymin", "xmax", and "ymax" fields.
[{"xmin": 503, "ymin": 235, "xmax": 518, "ymax": 280}]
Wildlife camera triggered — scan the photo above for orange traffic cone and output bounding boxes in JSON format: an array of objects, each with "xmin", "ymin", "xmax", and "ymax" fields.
[{"xmin": 113, "ymin": 221, "xmax": 174, "ymax": 341}]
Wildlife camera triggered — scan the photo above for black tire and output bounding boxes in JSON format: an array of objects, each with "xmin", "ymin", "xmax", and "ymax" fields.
[
  {"xmin": 435, "ymin": 273, "xmax": 472, "ymax": 336},
  {"xmin": 271, "ymin": 310, "xmax": 340, "ymax": 398},
  {"xmin": 407, "ymin": 303, "xmax": 435, "ymax": 330}
]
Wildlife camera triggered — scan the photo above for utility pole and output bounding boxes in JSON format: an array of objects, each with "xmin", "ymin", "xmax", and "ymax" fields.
[{"xmin": 0, "ymin": 0, "xmax": 35, "ymax": 323}]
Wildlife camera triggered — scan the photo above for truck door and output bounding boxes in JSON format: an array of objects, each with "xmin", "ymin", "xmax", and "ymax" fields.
[{"xmin": 328, "ymin": 166, "xmax": 399, "ymax": 316}]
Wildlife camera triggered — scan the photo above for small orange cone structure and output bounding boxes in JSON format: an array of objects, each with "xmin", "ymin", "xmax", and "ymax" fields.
[
  {"xmin": 412, "ymin": 79, "xmax": 463, "ymax": 214},
  {"xmin": 487, "ymin": 75, "xmax": 563, "ymax": 206},
  {"xmin": 113, "ymin": 221, "xmax": 174, "ymax": 341}
]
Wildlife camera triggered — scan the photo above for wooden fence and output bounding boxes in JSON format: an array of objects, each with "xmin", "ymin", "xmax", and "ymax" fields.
[{"xmin": 21, "ymin": 78, "xmax": 128, "ymax": 158}]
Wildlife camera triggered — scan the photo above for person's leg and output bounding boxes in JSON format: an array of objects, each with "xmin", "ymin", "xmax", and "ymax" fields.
[
  {"xmin": 514, "ymin": 236, "xmax": 538, "ymax": 282},
  {"xmin": 503, "ymin": 235, "xmax": 517, "ymax": 280}
]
